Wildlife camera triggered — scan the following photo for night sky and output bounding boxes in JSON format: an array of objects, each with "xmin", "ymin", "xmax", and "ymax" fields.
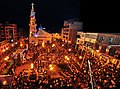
[
  {"xmin": 0, "ymin": 0, "xmax": 118, "ymax": 34},
  {"xmin": 0, "ymin": 0, "xmax": 80, "ymax": 33}
]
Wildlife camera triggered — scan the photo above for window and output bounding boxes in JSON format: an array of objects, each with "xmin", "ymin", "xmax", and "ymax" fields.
[
  {"xmin": 76, "ymin": 35, "xmax": 80, "ymax": 38},
  {"xmin": 82, "ymin": 34, "xmax": 84, "ymax": 37},
  {"xmin": 66, "ymin": 33, "xmax": 68, "ymax": 35},
  {"xmin": 66, "ymin": 29, "xmax": 69, "ymax": 32},
  {"xmin": 110, "ymin": 38, "xmax": 113, "ymax": 42},
  {"xmin": 85, "ymin": 34, "xmax": 89, "ymax": 38},
  {"xmin": 81, "ymin": 41, "xmax": 83, "ymax": 43},
  {"xmin": 63, "ymin": 36, "xmax": 65, "ymax": 38}
]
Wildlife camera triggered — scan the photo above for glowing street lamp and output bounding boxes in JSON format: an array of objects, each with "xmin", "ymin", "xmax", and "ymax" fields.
[
  {"xmin": 50, "ymin": 67, "xmax": 53, "ymax": 70},
  {"xmin": 6, "ymin": 47, "xmax": 9, "ymax": 50},
  {"xmin": 4, "ymin": 57, "xmax": 7, "ymax": 61},
  {"xmin": 3, "ymin": 80, "xmax": 7, "ymax": 85},
  {"xmin": 31, "ymin": 63, "xmax": 34, "ymax": 69},
  {"xmin": 52, "ymin": 44, "xmax": 55, "ymax": 47},
  {"xmin": 11, "ymin": 44, "xmax": 14, "ymax": 47},
  {"xmin": 66, "ymin": 57, "xmax": 70, "ymax": 61},
  {"xmin": 96, "ymin": 50, "xmax": 99, "ymax": 52},
  {"xmin": 35, "ymin": 43, "xmax": 37, "ymax": 46},
  {"xmin": 65, "ymin": 55, "xmax": 68, "ymax": 59},
  {"xmin": 15, "ymin": 42, "xmax": 17, "ymax": 44},
  {"xmin": 2, "ymin": 49, "xmax": 5, "ymax": 52},
  {"xmin": 68, "ymin": 48, "xmax": 71, "ymax": 51},
  {"xmin": 64, "ymin": 56, "xmax": 70, "ymax": 61},
  {"xmin": 11, "ymin": 39, "xmax": 14, "ymax": 42},
  {"xmin": 49, "ymin": 64, "xmax": 52, "ymax": 68},
  {"xmin": 6, "ymin": 56, "xmax": 9, "ymax": 59},
  {"xmin": 42, "ymin": 42, "xmax": 45, "ymax": 47},
  {"xmin": 106, "ymin": 48, "xmax": 109, "ymax": 52},
  {"xmin": 4, "ymin": 56, "xmax": 9, "ymax": 61},
  {"xmin": 79, "ymin": 56, "xmax": 82, "ymax": 59},
  {"xmin": 20, "ymin": 44, "xmax": 23, "ymax": 47},
  {"xmin": 49, "ymin": 64, "xmax": 54, "ymax": 71}
]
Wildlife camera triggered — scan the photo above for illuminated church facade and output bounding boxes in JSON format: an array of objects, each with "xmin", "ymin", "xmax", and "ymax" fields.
[{"xmin": 29, "ymin": 3, "xmax": 52, "ymax": 44}]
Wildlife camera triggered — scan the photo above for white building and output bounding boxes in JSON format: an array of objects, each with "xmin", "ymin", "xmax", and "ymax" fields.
[
  {"xmin": 61, "ymin": 19, "xmax": 83, "ymax": 44},
  {"xmin": 50, "ymin": 33, "xmax": 61, "ymax": 41},
  {"xmin": 84, "ymin": 32, "xmax": 98, "ymax": 44},
  {"xmin": 76, "ymin": 32, "xmax": 98, "ymax": 45},
  {"xmin": 29, "ymin": 3, "xmax": 52, "ymax": 44},
  {"xmin": 76, "ymin": 31, "xmax": 85, "ymax": 45},
  {"xmin": 29, "ymin": 27, "xmax": 52, "ymax": 44}
]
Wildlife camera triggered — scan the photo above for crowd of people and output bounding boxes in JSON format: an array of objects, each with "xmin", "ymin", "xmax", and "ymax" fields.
[
  {"xmin": 79, "ymin": 50, "xmax": 120, "ymax": 89},
  {"xmin": 0, "ymin": 39, "xmax": 120, "ymax": 89}
]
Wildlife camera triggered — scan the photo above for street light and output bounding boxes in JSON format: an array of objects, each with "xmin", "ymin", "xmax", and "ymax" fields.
[
  {"xmin": 50, "ymin": 67, "xmax": 53, "ymax": 70},
  {"xmin": 79, "ymin": 56, "xmax": 82, "ymax": 59},
  {"xmin": 66, "ymin": 57, "xmax": 70, "ymax": 60},
  {"xmin": 96, "ymin": 50, "xmax": 99, "ymax": 52},
  {"xmin": 4, "ymin": 56, "xmax": 9, "ymax": 61},
  {"xmin": 2, "ymin": 49, "xmax": 5, "ymax": 52},
  {"xmin": 3, "ymin": 80, "xmax": 7, "ymax": 85},
  {"xmin": 49, "ymin": 64, "xmax": 54, "ymax": 71},
  {"xmin": 31, "ymin": 63, "xmax": 34, "ymax": 69},
  {"xmin": 49, "ymin": 64, "xmax": 52, "ymax": 68},
  {"xmin": 20, "ymin": 44, "xmax": 23, "ymax": 47},
  {"xmin": 35, "ymin": 43, "xmax": 37, "ymax": 46},
  {"xmin": 52, "ymin": 44, "xmax": 55, "ymax": 47},
  {"xmin": 42, "ymin": 42, "xmax": 45, "ymax": 47},
  {"xmin": 64, "ymin": 55, "xmax": 70, "ymax": 61},
  {"xmin": 64, "ymin": 55, "xmax": 68, "ymax": 59},
  {"xmin": 6, "ymin": 47, "xmax": 9, "ymax": 50},
  {"xmin": 68, "ymin": 48, "xmax": 71, "ymax": 51},
  {"xmin": 11, "ymin": 44, "xmax": 14, "ymax": 47},
  {"xmin": 88, "ymin": 60, "xmax": 94, "ymax": 89}
]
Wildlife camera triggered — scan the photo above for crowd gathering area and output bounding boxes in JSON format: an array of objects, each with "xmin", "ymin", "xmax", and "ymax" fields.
[{"xmin": 0, "ymin": 39, "xmax": 120, "ymax": 89}]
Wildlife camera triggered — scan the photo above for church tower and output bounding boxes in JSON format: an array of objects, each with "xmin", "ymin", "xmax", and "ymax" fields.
[{"xmin": 29, "ymin": 3, "xmax": 37, "ymax": 37}]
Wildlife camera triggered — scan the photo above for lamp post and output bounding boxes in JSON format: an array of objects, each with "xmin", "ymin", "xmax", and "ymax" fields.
[{"xmin": 88, "ymin": 60, "xmax": 94, "ymax": 89}]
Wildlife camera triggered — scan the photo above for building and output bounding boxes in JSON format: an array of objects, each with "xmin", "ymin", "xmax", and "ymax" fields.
[
  {"xmin": 76, "ymin": 31, "xmax": 85, "ymax": 45},
  {"xmin": 29, "ymin": 3, "xmax": 52, "ymax": 45},
  {"xmin": 96, "ymin": 33, "xmax": 120, "ymax": 56},
  {"xmin": 0, "ymin": 23, "xmax": 4, "ymax": 41},
  {"xmin": 76, "ymin": 32, "xmax": 98, "ymax": 46},
  {"xmin": 0, "ymin": 22, "xmax": 18, "ymax": 42},
  {"xmin": 76, "ymin": 32, "xmax": 98, "ymax": 50},
  {"xmin": 76, "ymin": 32, "xmax": 120, "ymax": 58},
  {"xmin": 29, "ymin": 3, "xmax": 37, "ymax": 37},
  {"xmin": 51, "ymin": 33, "xmax": 61, "ymax": 41},
  {"xmin": 84, "ymin": 32, "xmax": 98, "ymax": 47},
  {"xmin": 0, "ymin": 40, "xmax": 9, "ymax": 58},
  {"xmin": 29, "ymin": 26, "xmax": 52, "ymax": 44},
  {"xmin": 61, "ymin": 19, "xmax": 83, "ymax": 44}
]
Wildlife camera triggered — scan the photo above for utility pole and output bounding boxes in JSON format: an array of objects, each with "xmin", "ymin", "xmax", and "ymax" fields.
[{"xmin": 88, "ymin": 60, "xmax": 94, "ymax": 89}]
